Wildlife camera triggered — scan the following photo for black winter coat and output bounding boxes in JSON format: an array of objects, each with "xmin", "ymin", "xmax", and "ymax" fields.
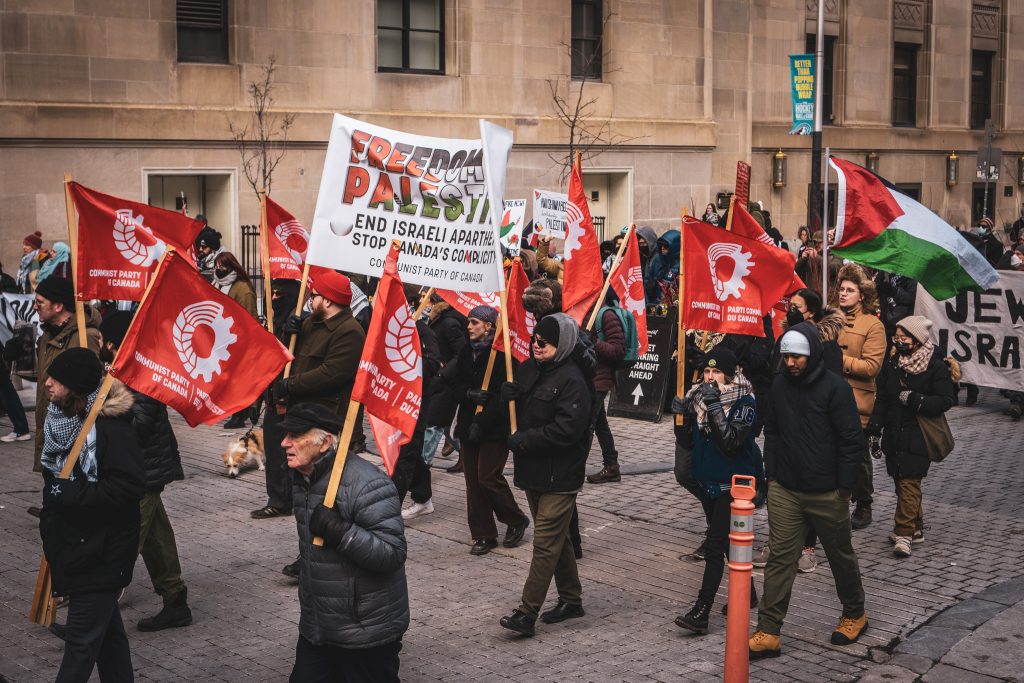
[
  {"xmin": 39, "ymin": 383, "xmax": 145, "ymax": 596},
  {"xmin": 593, "ymin": 308, "xmax": 625, "ymax": 393},
  {"xmin": 426, "ymin": 304, "xmax": 468, "ymax": 426},
  {"xmin": 763, "ymin": 322, "xmax": 865, "ymax": 493},
  {"xmin": 509, "ymin": 357, "xmax": 593, "ymax": 493},
  {"xmin": 129, "ymin": 387, "xmax": 183, "ymax": 492},
  {"xmin": 867, "ymin": 351, "xmax": 956, "ymax": 479},
  {"xmin": 413, "ymin": 320, "xmax": 441, "ymax": 433},
  {"xmin": 448, "ymin": 341, "xmax": 513, "ymax": 443}
]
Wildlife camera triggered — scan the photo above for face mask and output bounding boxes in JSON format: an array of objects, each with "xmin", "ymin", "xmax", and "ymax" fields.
[
  {"xmin": 1012, "ymin": 254, "xmax": 1023, "ymax": 267},
  {"xmin": 786, "ymin": 308, "xmax": 804, "ymax": 327},
  {"xmin": 894, "ymin": 342, "xmax": 914, "ymax": 356},
  {"xmin": 99, "ymin": 345, "xmax": 115, "ymax": 364},
  {"xmin": 215, "ymin": 269, "xmax": 229, "ymax": 279}
]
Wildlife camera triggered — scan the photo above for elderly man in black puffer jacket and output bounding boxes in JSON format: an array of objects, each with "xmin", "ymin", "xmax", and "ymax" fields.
[{"xmin": 283, "ymin": 403, "xmax": 408, "ymax": 683}]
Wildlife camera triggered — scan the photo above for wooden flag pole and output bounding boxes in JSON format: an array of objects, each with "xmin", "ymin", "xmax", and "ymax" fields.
[
  {"xmin": 724, "ymin": 194, "xmax": 737, "ymax": 232},
  {"xmin": 282, "ymin": 261, "xmax": 312, "ymax": 379},
  {"xmin": 475, "ymin": 314, "xmax": 504, "ymax": 417},
  {"xmin": 258, "ymin": 189, "xmax": 274, "ymax": 335},
  {"xmin": 312, "ymin": 398, "xmax": 361, "ymax": 547},
  {"xmin": 497, "ymin": 289, "xmax": 517, "ymax": 432},
  {"xmin": 63, "ymin": 173, "xmax": 87, "ymax": 348},
  {"xmin": 585, "ymin": 224, "xmax": 634, "ymax": 331},
  {"xmin": 676, "ymin": 209, "xmax": 689, "ymax": 427},
  {"xmin": 413, "ymin": 287, "xmax": 435, "ymax": 320}
]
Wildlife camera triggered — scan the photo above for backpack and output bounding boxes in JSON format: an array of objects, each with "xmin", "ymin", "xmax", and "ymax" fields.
[{"xmin": 595, "ymin": 305, "xmax": 640, "ymax": 369}]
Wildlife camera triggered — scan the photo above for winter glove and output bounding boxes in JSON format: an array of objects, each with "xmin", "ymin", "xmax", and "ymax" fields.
[
  {"xmin": 272, "ymin": 378, "xmax": 290, "ymax": 404},
  {"xmin": 697, "ymin": 381, "xmax": 722, "ymax": 406},
  {"xmin": 3, "ymin": 337, "xmax": 25, "ymax": 362},
  {"xmin": 499, "ymin": 381, "xmax": 523, "ymax": 402},
  {"xmin": 868, "ymin": 435, "xmax": 883, "ymax": 460},
  {"xmin": 309, "ymin": 504, "xmax": 352, "ymax": 547},
  {"xmin": 283, "ymin": 314, "xmax": 303, "ymax": 335},
  {"xmin": 507, "ymin": 431, "xmax": 526, "ymax": 453},
  {"xmin": 466, "ymin": 388, "xmax": 490, "ymax": 406},
  {"xmin": 467, "ymin": 422, "xmax": 483, "ymax": 446},
  {"xmin": 671, "ymin": 395, "xmax": 688, "ymax": 415},
  {"xmin": 898, "ymin": 390, "xmax": 912, "ymax": 406}
]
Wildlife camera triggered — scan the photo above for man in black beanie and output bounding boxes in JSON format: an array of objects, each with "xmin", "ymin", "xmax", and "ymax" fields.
[
  {"xmin": 99, "ymin": 312, "xmax": 192, "ymax": 632},
  {"xmin": 39, "ymin": 348, "xmax": 145, "ymax": 681},
  {"xmin": 196, "ymin": 227, "xmax": 224, "ymax": 283}
]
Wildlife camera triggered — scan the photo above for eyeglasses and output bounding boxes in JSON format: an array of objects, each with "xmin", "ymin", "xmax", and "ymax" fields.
[
  {"xmin": 891, "ymin": 335, "xmax": 914, "ymax": 344},
  {"xmin": 531, "ymin": 336, "xmax": 549, "ymax": 349}
]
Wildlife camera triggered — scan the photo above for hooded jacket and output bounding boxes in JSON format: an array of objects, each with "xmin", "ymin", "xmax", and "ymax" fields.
[
  {"xmin": 39, "ymin": 382, "xmax": 145, "ymax": 596},
  {"xmin": 779, "ymin": 307, "xmax": 845, "ymax": 376},
  {"xmin": 292, "ymin": 451, "xmax": 409, "ymax": 649},
  {"xmin": 763, "ymin": 322, "xmax": 865, "ymax": 493},
  {"xmin": 645, "ymin": 230, "xmax": 680, "ymax": 304}
]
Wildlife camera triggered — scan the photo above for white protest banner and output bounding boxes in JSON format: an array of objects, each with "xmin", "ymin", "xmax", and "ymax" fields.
[
  {"xmin": 915, "ymin": 270, "xmax": 1024, "ymax": 391},
  {"xmin": 500, "ymin": 199, "xmax": 527, "ymax": 255},
  {"xmin": 308, "ymin": 114, "xmax": 511, "ymax": 292},
  {"xmin": 0, "ymin": 293, "xmax": 39, "ymax": 344},
  {"xmin": 532, "ymin": 189, "xmax": 569, "ymax": 239}
]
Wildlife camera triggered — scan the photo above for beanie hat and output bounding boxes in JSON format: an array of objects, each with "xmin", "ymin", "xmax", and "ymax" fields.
[
  {"xmin": 197, "ymin": 227, "xmax": 221, "ymax": 250},
  {"xmin": 704, "ymin": 346, "xmax": 738, "ymax": 377},
  {"xmin": 467, "ymin": 305, "xmax": 498, "ymax": 325},
  {"xmin": 310, "ymin": 269, "xmax": 352, "ymax": 306},
  {"xmin": 23, "ymin": 231, "xmax": 42, "ymax": 250},
  {"xmin": 35, "ymin": 276, "xmax": 75, "ymax": 308},
  {"xmin": 780, "ymin": 329, "xmax": 812, "ymax": 357},
  {"xmin": 48, "ymin": 348, "xmax": 103, "ymax": 396},
  {"xmin": 99, "ymin": 311, "xmax": 134, "ymax": 349},
  {"xmin": 896, "ymin": 315, "xmax": 934, "ymax": 345},
  {"xmin": 533, "ymin": 315, "xmax": 561, "ymax": 347},
  {"xmin": 522, "ymin": 279, "xmax": 563, "ymax": 316}
]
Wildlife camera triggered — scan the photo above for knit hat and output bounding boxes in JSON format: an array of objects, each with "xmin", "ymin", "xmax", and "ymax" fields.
[
  {"xmin": 780, "ymin": 329, "xmax": 812, "ymax": 356},
  {"xmin": 896, "ymin": 315, "xmax": 934, "ymax": 345},
  {"xmin": 35, "ymin": 276, "xmax": 75, "ymax": 308},
  {"xmin": 197, "ymin": 227, "xmax": 221, "ymax": 250},
  {"xmin": 23, "ymin": 231, "xmax": 42, "ymax": 250},
  {"xmin": 522, "ymin": 279, "xmax": 563, "ymax": 316},
  {"xmin": 48, "ymin": 348, "xmax": 103, "ymax": 396},
  {"xmin": 467, "ymin": 305, "xmax": 498, "ymax": 325},
  {"xmin": 534, "ymin": 315, "xmax": 561, "ymax": 347},
  {"xmin": 99, "ymin": 311, "xmax": 134, "ymax": 349},
  {"xmin": 309, "ymin": 269, "xmax": 352, "ymax": 306},
  {"xmin": 704, "ymin": 346, "xmax": 738, "ymax": 377},
  {"xmin": 279, "ymin": 402, "xmax": 343, "ymax": 436}
]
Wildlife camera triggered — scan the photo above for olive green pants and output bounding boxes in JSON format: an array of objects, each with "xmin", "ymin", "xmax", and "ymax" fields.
[
  {"xmin": 138, "ymin": 492, "xmax": 187, "ymax": 604},
  {"xmin": 519, "ymin": 491, "xmax": 582, "ymax": 618}
]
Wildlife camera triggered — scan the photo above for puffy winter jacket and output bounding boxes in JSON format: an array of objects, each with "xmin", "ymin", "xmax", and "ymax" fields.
[
  {"xmin": 128, "ymin": 386, "xmax": 183, "ymax": 492},
  {"xmin": 292, "ymin": 452, "xmax": 409, "ymax": 649},
  {"xmin": 593, "ymin": 308, "xmax": 626, "ymax": 392},
  {"xmin": 39, "ymin": 382, "xmax": 145, "ymax": 596},
  {"xmin": 763, "ymin": 322, "xmax": 865, "ymax": 493}
]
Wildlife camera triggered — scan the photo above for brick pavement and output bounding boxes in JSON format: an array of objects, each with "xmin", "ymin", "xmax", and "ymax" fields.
[{"xmin": 0, "ymin": 387, "xmax": 1020, "ymax": 681}]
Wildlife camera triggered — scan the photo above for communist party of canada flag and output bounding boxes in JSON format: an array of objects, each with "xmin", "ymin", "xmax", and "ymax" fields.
[
  {"xmin": 109, "ymin": 249, "xmax": 292, "ymax": 426},
  {"xmin": 69, "ymin": 182, "xmax": 204, "ymax": 300},
  {"xmin": 492, "ymin": 259, "xmax": 535, "ymax": 362},
  {"xmin": 350, "ymin": 241, "xmax": 423, "ymax": 475},
  {"xmin": 264, "ymin": 196, "xmax": 310, "ymax": 279},
  {"xmin": 609, "ymin": 229, "xmax": 649, "ymax": 357}
]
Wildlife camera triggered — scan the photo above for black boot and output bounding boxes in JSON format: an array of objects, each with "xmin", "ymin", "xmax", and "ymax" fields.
[
  {"xmin": 722, "ymin": 578, "xmax": 759, "ymax": 615},
  {"xmin": 137, "ymin": 589, "xmax": 193, "ymax": 632},
  {"xmin": 675, "ymin": 600, "xmax": 712, "ymax": 634},
  {"xmin": 223, "ymin": 413, "xmax": 248, "ymax": 430},
  {"xmin": 499, "ymin": 609, "xmax": 536, "ymax": 636},
  {"xmin": 851, "ymin": 502, "xmax": 873, "ymax": 530}
]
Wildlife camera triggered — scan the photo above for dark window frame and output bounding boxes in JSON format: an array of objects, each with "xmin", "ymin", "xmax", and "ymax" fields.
[
  {"xmin": 376, "ymin": 0, "xmax": 445, "ymax": 75},
  {"xmin": 970, "ymin": 49, "xmax": 995, "ymax": 130},
  {"xmin": 892, "ymin": 43, "xmax": 918, "ymax": 127},
  {"xmin": 571, "ymin": 0, "xmax": 603, "ymax": 81},
  {"xmin": 176, "ymin": 0, "xmax": 229, "ymax": 64},
  {"xmin": 805, "ymin": 34, "xmax": 836, "ymax": 124}
]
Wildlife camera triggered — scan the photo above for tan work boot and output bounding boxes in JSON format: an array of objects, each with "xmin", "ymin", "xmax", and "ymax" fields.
[
  {"xmin": 586, "ymin": 464, "xmax": 621, "ymax": 484},
  {"xmin": 748, "ymin": 630, "xmax": 781, "ymax": 659},
  {"xmin": 830, "ymin": 613, "xmax": 868, "ymax": 645}
]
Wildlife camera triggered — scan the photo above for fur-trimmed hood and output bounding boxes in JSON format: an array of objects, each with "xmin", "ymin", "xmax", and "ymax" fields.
[
  {"xmin": 99, "ymin": 380, "xmax": 135, "ymax": 419},
  {"xmin": 428, "ymin": 300, "xmax": 452, "ymax": 323},
  {"xmin": 781, "ymin": 307, "xmax": 845, "ymax": 343}
]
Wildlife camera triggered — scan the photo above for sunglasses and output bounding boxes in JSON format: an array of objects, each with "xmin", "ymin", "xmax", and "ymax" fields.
[{"xmin": 531, "ymin": 336, "xmax": 550, "ymax": 349}]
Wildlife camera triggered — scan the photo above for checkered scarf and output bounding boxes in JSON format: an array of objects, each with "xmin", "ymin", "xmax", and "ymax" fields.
[
  {"xmin": 897, "ymin": 341, "xmax": 934, "ymax": 376},
  {"xmin": 41, "ymin": 388, "xmax": 100, "ymax": 482}
]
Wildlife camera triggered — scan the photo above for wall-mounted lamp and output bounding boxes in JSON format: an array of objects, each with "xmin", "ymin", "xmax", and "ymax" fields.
[
  {"xmin": 946, "ymin": 152, "xmax": 959, "ymax": 188},
  {"xmin": 1017, "ymin": 154, "xmax": 1024, "ymax": 187},
  {"xmin": 715, "ymin": 191, "xmax": 733, "ymax": 210},
  {"xmin": 772, "ymin": 149, "xmax": 787, "ymax": 189},
  {"xmin": 866, "ymin": 151, "xmax": 879, "ymax": 174}
]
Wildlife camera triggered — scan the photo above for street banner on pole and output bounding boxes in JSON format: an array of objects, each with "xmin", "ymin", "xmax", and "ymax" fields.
[
  {"xmin": 914, "ymin": 271, "xmax": 1024, "ymax": 392},
  {"xmin": 307, "ymin": 114, "xmax": 509, "ymax": 292},
  {"xmin": 532, "ymin": 189, "xmax": 569, "ymax": 239},
  {"xmin": 734, "ymin": 161, "xmax": 751, "ymax": 210},
  {"xmin": 789, "ymin": 54, "xmax": 816, "ymax": 135},
  {"xmin": 500, "ymin": 199, "xmax": 527, "ymax": 255}
]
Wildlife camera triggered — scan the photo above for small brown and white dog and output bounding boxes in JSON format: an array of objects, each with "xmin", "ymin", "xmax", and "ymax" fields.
[{"xmin": 223, "ymin": 429, "xmax": 266, "ymax": 478}]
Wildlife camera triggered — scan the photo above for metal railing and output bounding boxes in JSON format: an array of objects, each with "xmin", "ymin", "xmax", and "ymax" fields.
[{"xmin": 239, "ymin": 224, "xmax": 267, "ymax": 319}]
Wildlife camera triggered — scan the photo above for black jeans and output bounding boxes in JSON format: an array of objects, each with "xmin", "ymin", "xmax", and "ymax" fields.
[
  {"xmin": 261, "ymin": 408, "xmax": 292, "ymax": 512},
  {"xmin": 697, "ymin": 494, "xmax": 732, "ymax": 604},
  {"xmin": 586, "ymin": 390, "xmax": 618, "ymax": 466},
  {"xmin": 289, "ymin": 636, "xmax": 401, "ymax": 683},
  {"xmin": 391, "ymin": 430, "xmax": 431, "ymax": 504},
  {"xmin": 0, "ymin": 369, "xmax": 29, "ymax": 434},
  {"xmin": 57, "ymin": 590, "xmax": 133, "ymax": 683}
]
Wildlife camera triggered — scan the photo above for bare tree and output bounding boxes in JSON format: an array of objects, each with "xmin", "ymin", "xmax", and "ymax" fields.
[
  {"xmin": 230, "ymin": 57, "xmax": 296, "ymax": 200},
  {"xmin": 547, "ymin": 9, "xmax": 641, "ymax": 182}
]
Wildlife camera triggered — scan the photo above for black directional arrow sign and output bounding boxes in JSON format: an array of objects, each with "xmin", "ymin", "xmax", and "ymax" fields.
[{"xmin": 608, "ymin": 308, "xmax": 677, "ymax": 422}]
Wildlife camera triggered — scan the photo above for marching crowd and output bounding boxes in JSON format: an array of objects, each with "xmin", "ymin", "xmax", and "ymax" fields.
[{"xmin": 8, "ymin": 202, "xmax": 1021, "ymax": 682}]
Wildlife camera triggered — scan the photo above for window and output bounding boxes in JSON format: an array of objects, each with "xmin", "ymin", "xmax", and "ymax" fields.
[
  {"xmin": 805, "ymin": 34, "xmax": 836, "ymax": 124},
  {"xmin": 970, "ymin": 50, "xmax": 994, "ymax": 130},
  {"xmin": 892, "ymin": 43, "xmax": 918, "ymax": 127},
  {"xmin": 177, "ymin": 0, "xmax": 228, "ymax": 64},
  {"xmin": 377, "ymin": 0, "xmax": 444, "ymax": 74},
  {"xmin": 572, "ymin": 0, "xmax": 603, "ymax": 81},
  {"xmin": 894, "ymin": 183, "xmax": 922, "ymax": 202}
]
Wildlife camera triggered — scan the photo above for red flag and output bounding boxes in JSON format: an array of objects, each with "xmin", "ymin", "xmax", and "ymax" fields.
[
  {"xmin": 609, "ymin": 230, "xmax": 649, "ymax": 357},
  {"xmin": 265, "ymin": 196, "xmax": 309, "ymax": 280},
  {"xmin": 69, "ymin": 182, "xmax": 204, "ymax": 301},
  {"xmin": 492, "ymin": 260, "xmax": 535, "ymax": 362},
  {"xmin": 109, "ymin": 250, "xmax": 292, "ymax": 426},
  {"xmin": 729, "ymin": 203, "xmax": 806, "ymax": 296},
  {"xmin": 682, "ymin": 217, "xmax": 797, "ymax": 337},
  {"xmin": 435, "ymin": 289, "xmax": 500, "ymax": 317},
  {"xmin": 350, "ymin": 242, "xmax": 422, "ymax": 476},
  {"xmin": 562, "ymin": 163, "xmax": 604, "ymax": 324}
]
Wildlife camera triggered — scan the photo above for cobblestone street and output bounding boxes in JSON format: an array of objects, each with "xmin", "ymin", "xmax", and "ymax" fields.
[{"xmin": 1, "ymin": 388, "xmax": 1020, "ymax": 682}]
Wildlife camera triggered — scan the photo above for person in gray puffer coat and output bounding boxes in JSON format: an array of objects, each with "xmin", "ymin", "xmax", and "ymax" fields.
[{"xmin": 283, "ymin": 403, "xmax": 408, "ymax": 683}]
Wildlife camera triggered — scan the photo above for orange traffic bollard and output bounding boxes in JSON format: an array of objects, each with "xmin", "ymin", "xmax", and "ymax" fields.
[{"xmin": 724, "ymin": 475, "xmax": 756, "ymax": 683}]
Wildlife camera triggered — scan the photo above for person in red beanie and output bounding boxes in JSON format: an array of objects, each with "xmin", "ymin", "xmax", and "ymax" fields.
[{"xmin": 18, "ymin": 231, "xmax": 43, "ymax": 293}]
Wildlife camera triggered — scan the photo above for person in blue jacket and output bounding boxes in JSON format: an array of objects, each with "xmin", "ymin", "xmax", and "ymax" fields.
[{"xmin": 671, "ymin": 346, "xmax": 760, "ymax": 634}]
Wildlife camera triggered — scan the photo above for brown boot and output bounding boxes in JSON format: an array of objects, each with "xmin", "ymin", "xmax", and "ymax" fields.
[
  {"xmin": 586, "ymin": 464, "xmax": 621, "ymax": 484},
  {"xmin": 851, "ymin": 502, "xmax": 872, "ymax": 529}
]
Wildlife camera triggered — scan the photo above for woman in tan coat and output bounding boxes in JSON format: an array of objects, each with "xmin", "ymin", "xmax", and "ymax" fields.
[{"xmin": 830, "ymin": 264, "xmax": 886, "ymax": 529}]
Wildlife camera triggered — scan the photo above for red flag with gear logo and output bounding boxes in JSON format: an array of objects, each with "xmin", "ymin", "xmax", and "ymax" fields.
[
  {"xmin": 562, "ymin": 163, "xmax": 604, "ymax": 324},
  {"xmin": 682, "ymin": 216, "xmax": 796, "ymax": 337},
  {"xmin": 265, "ymin": 196, "xmax": 309, "ymax": 280},
  {"xmin": 492, "ymin": 259, "xmax": 535, "ymax": 362},
  {"xmin": 109, "ymin": 249, "xmax": 292, "ymax": 426},
  {"xmin": 69, "ymin": 182, "xmax": 204, "ymax": 301},
  {"xmin": 435, "ymin": 288, "xmax": 501, "ymax": 317},
  {"xmin": 609, "ymin": 229, "xmax": 649, "ymax": 357},
  {"xmin": 351, "ymin": 241, "xmax": 422, "ymax": 476}
]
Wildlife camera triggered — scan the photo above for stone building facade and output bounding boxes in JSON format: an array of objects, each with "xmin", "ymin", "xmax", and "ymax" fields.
[{"xmin": 2, "ymin": 0, "xmax": 1023, "ymax": 262}]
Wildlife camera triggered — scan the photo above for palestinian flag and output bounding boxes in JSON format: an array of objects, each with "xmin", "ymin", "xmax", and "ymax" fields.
[{"xmin": 829, "ymin": 157, "xmax": 998, "ymax": 300}]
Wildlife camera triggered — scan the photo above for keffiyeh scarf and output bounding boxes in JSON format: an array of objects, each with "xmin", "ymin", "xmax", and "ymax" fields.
[
  {"xmin": 685, "ymin": 370, "xmax": 753, "ymax": 429},
  {"xmin": 41, "ymin": 388, "xmax": 100, "ymax": 482},
  {"xmin": 898, "ymin": 341, "xmax": 934, "ymax": 375},
  {"xmin": 17, "ymin": 250, "xmax": 36, "ymax": 291}
]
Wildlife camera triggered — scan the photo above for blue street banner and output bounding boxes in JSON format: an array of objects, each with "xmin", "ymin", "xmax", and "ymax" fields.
[{"xmin": 789, "ymin": 54, "xmax": 816, "ymax": 135}]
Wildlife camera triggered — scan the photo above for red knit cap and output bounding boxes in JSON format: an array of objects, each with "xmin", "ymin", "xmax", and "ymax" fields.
[
  {"xmin": 309, "ymin": 268, "xmax": 352, "ymax": 306},
  {"xmin": 23, "ymin": 231, "xmax": 42, "ymax": 250}
]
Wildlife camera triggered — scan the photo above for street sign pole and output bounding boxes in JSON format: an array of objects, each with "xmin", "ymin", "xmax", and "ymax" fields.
[{"xmin": 983, "ymin": 119, "xmax": 995, "ymax": 221}]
